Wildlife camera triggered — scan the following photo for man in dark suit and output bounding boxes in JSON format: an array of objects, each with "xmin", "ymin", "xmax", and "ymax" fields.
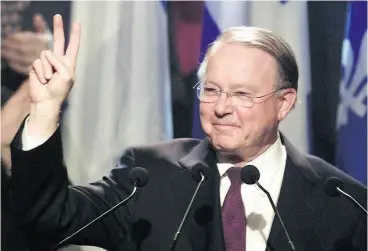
[{"xmin": 10, "ymin": 15, "xmax": 366, "ymax": 251}]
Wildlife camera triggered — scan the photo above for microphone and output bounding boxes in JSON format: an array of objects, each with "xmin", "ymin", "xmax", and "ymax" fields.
[
  {"xmin": 168, "ymin": 163, "xmax": 210, "ymax": 251},
  {"xmin": 50, "ymin": 166, "xmax": 149, "ymax": 251},
  {"xmin": 241, "ymin": 165, "xmax": 296, "ymax": 251},
  {"xmin": 324, "ymin": 177, "xmax": 367, "ymax": 215}
]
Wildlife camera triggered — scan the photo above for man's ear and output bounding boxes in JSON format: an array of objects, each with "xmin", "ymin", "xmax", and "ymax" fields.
[{"xmin": 277, "ymin": 88, "xmax": 297, "ymax": 121}]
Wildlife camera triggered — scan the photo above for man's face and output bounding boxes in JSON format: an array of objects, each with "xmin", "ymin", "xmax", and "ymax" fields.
[{"xmin": 200, "ymin": 43, "xmax": 295, "ymax": 154}]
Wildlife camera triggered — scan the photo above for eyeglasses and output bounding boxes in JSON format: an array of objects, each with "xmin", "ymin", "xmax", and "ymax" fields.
[{"xmin": 194, "ymin": 83, "xmax": 286, "ymax": 108}]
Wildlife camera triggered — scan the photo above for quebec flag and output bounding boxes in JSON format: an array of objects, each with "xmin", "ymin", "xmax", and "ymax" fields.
[
  {"xmin": 336, "ymin": 1, "xmax": 367, "ymax": 185},
  {"xmin": 192, "ymin": 1, "xmax": 248, "ymax": 139}
]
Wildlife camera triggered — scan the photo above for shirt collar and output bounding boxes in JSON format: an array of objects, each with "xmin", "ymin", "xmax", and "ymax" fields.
[{"xmin": 217, "ymin": 132, "xmax": 285, "ymax": 178}]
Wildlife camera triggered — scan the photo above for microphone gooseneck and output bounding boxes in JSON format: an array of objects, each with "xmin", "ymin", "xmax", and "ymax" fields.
[
  {"xmin": 50, "ymin": 166, "xmax": 149, "ymax": 251},
  {"xmin": 241, "ymin": 165, "xmax": 296, "ymax": 251},
  {"xmin": 168, "ymin": 164, "xmax": 210, "ymax": 251}
]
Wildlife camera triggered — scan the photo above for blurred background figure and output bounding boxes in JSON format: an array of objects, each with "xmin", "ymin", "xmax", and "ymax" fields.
[
  {"xmin": 1, "ymin": 1, "xmax": 51, "ymax": 75},
  {"xmin": 1, "ymin": 2, "xmax": 71, "ymax": 250},
  {"xmin": 1, "ymin": 1, "xmax": 51, "ymax": 169}
]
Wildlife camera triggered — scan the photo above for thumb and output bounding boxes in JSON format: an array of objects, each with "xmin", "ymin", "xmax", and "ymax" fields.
[{"xmin": 33, "ymin": 14, "xmax": 48, "ymax": 33}]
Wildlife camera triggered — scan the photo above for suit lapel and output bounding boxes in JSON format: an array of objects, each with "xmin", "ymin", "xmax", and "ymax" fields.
[
  {"xmin": 171, "ymin": 138, "xmax": 226, "ymax": 251},
  {"xmin": 167, "ymin": 168, "xmax": 196, "ymax": 251},
  {"xmin": 267, "ymin": 135, "xmax": 329, "ymax": 251}
]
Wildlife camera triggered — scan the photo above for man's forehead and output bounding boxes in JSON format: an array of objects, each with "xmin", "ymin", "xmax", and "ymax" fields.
[
  {"xmin": 209, "ymin": 42, "xmax": 268, "ymax": 58},
  {"xmin": 207, "ymin": 46, "xmax": 277, "ymax": 74},
  {"xmin": 207, "ymin": 43, "xmax": 277, "ymax": 73}
]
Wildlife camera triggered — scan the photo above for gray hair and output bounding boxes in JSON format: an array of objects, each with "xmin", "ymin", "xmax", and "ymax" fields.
[{"xmin": 197, "ymin": 26, "xmax": 299, "ymax": 91}]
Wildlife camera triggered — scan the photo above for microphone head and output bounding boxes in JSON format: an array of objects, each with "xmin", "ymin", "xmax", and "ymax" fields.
[
  {"xmin": 191, "ymin": 163, "xmax": 210, "ymax": 182},
  {"xmin": 129, "ymin": 167, "xmax": 149, "ymax": 187},
  {"xmin": 324, "ymin": 177, "xmax": 344, "ymax": 197},
  {"xmin": 241, "ymin": 165, "xmax": 260, "ymax": 185}
]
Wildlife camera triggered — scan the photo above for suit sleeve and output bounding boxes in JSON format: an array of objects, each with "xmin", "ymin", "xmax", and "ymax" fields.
[
  {"xmin": 10, "ymin": 127, "xmax": 136, "ymax": 249},
  {"xmin": 350, "ymin": 214, "xmax": 367, "ymax": 251},
  {"xmin": 349, "ymin": 187, "xmax": 367, "ymax": 251}
]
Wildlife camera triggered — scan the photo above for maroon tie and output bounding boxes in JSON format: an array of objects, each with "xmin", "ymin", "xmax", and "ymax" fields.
[{"xmin": 221, "ymin": 167, "xmax": 246, "ymax": 251}]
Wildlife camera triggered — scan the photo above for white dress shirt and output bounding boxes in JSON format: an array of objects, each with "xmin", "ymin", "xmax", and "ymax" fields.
[
  {"xmin": 217, "ymin": 134, "xmax": 287, "ymax": 251},
  {"xmin": 22, "ymin": 119, "xmax": 287, "ymax": 251},
  {"xmin": 21, "ymin": 117, "xmax": 49, "ymax": 151}
]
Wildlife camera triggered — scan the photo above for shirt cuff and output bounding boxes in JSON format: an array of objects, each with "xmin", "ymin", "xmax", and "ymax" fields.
[{"xmin": 22, "ymin": 117, "xmax": 52, "ymax": 151}]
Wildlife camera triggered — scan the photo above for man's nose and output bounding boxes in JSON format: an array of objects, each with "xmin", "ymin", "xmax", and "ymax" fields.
[{"xmin": 214, "ymin": 92, "xmax": 234, "ymax": 116}]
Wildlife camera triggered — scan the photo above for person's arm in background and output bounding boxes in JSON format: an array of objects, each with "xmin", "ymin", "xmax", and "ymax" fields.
[
  {"xmin": 1, "ymin": 80, "xmax": 30, "ymax": 169},
  {"xmin": 1, "ymin": 5, "xmax": 70, "ymax": 251},
  {"xmin": 1, "ymin": 14, "xmax": 52, "ymax": 169}
]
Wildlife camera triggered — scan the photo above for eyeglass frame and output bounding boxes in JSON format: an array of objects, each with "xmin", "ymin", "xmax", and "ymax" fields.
[{"xmin": 193, "ymin": 82, "xmax": 288, "ymax": 108}]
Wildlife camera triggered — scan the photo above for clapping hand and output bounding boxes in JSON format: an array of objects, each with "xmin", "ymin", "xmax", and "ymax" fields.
[{"xmin": 1, "ymin": 14, "xmax": 52, "ymax": 75}]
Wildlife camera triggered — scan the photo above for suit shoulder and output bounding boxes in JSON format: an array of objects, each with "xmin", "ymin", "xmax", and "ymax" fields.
[
  {"xmin": 306, "ymin": 154, "xmax": 367, "ymax": 191},
  {"xmin": 127, "ymin": 138, "xmax": 202, "ymax": 162}
]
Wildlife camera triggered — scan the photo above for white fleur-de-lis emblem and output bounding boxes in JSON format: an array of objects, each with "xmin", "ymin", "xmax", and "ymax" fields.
[{"xmin": 337, "ymin": 30, "xmax": 367, "ymax": 129}]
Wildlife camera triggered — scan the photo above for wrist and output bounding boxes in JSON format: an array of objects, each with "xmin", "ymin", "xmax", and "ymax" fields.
[
  {"xmin": 28, "ymin": 101, "xmax": 61, "ymax": 138},
  {"xmin": 30, "ymin": 101, "xmax": 61, "ymax": 117}
]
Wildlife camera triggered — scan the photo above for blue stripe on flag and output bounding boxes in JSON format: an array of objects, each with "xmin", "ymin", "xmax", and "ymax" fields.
[
  {"xmin": 161, "ymin": 1, "xmax": 167, "ymax": 12},
  {"xmin": 336, "ymin": 1, "xmax": 367, "ymax": 184},
  {"xmin": 192, "ymin": 5, "xmax": 221, "ymax": 139}
]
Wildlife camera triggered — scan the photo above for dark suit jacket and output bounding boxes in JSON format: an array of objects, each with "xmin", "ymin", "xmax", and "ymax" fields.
[{"xmin": 10, "ymin": 128, "xmax": 367, "ymax": 251}]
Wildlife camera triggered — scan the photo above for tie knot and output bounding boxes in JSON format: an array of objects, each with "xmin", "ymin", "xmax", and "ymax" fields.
[{"xmin": 226, "ymin": 167, "xmax": 242, "ymax": 184}]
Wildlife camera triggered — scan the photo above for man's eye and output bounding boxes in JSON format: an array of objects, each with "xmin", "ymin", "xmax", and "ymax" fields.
[
  {"xmin": 234, "ymin": 92, "xmax": 249, "ymax": 96},
  {"xmin": 204, "ymin": 88, "xmax": 218, "ymax": 92}
]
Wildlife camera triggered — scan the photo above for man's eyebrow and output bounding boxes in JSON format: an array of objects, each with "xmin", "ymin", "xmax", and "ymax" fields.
[
  {"xmin": 205, "ymin": 80, "xmax": 220, "ymax": 86},
  {"xmin": 205, "ymin": 80, "xmax": 257, "ymax": 92}
]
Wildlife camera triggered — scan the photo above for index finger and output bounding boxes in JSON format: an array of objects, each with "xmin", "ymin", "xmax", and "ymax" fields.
[
  {"xmin": 65, "ymin": 21, "xmax": 81, "ymax": 68},
  {"xmin": 53, "ymin": 14, "xmax": 65, "ymax": 57}
]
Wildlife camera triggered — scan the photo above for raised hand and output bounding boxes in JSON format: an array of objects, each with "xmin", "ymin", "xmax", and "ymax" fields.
[
  {"xmin": 30, "ymin": 14, "xmax": 81, "ymax": 107},
  {"xmin": 27, "ymin": 14, "xmax": 81, "ymax": 138}
]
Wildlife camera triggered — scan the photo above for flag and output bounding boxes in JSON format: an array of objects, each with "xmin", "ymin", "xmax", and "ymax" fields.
[
  {"xmin": 192, "ymin": 1, "xmax": 248, "ymax": 139},
  {"xmin": 336, "ymin": 1, "xmax": 367, "ymax": 185},
  {"xmin": 249, "ymin": 0, "xmax": 312, "ymax": 153},
  {"xmin": 62, "ymin": 1, "xmax": 173, "ymax": 184}
]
